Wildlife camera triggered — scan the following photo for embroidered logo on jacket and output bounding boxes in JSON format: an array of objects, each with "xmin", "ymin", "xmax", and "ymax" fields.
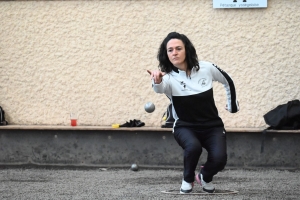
[
  {"xmin": 180, "ymin": 81, "xmax": 186, "ymax": 89},
  {"xmin": 179, "ymin": 81, "xmax": 191, "ymax": 91},
  {"xmin": 198, "ymin": 78, "xmax": 208, "ymax": 87}
]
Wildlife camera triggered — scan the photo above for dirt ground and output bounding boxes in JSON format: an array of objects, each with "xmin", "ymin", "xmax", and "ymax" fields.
[{"xmin": 0, "ymin": 167, "xmax": 299, "ymax": 200}]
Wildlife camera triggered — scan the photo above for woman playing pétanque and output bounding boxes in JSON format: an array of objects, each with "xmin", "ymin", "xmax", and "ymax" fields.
[{"xmin": 147, "ymin": 32, "xmax": 239, "ymax": 194}]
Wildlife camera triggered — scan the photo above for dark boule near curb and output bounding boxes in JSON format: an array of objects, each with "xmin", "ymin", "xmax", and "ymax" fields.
[{"xmin": 131, "ymin": 163, "xmax": 139, "ymax": 171}]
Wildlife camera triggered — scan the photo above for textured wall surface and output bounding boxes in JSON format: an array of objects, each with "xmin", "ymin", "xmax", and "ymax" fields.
[{"xmin": 0, "ymin": 0, "xmax": 299, "ymax": 127}]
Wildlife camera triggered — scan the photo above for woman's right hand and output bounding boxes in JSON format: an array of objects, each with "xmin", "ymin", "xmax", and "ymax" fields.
[{"xmin": 147, "ymin": 70, "xmax": 166, "ymax": 84}]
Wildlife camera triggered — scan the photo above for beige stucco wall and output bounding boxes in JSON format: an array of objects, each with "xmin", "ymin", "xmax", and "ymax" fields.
[{"xmin": 0, "ymin": 0, "xmax": 299, "ymax": 127}]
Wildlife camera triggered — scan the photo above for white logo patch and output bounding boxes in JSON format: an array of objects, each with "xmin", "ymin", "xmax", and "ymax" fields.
[{"xmin": 198, "ymin": 78, "xmax": 208, "ymax": 87}]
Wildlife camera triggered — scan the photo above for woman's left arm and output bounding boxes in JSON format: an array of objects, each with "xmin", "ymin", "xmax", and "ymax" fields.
[{"xmin": 210, "ymin": 63, "xmax": 240, "ymax": 113}]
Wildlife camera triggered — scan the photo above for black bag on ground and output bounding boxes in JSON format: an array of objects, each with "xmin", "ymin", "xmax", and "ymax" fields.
[
  {"xmin": 263, "ymin": 99, "xmax": 300, "ymax": 130},
  {"xmin": 0, "ymin": 106, "xmax": 8, "ymax": 126},
  {"xmin": 161, "ymin": 103, "xmax": 175, "ymax": 128}
]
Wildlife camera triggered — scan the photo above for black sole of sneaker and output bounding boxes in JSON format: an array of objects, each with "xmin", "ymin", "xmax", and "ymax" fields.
[
  {"xmin": 180, "ymin": 189, "xmax": 192, "ymax": 194},
  {"xmin": 203, "ymin": 188, "xmax": 215, "ymax": 193}
]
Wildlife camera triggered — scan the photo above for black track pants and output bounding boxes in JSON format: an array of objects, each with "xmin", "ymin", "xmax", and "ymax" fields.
[{"xmin": 173, "ymin": 126, "xmax": 227, "ymax": 183}]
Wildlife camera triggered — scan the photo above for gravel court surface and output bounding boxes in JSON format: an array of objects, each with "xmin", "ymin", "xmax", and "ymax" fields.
[{"xmin": 0, "ymin": 167, "xmax": 299, "ymax": 200}]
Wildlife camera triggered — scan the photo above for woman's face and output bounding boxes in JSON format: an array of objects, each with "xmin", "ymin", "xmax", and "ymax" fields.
[{"xmin": 166, "ymin": 39, "xmax": 187, "ymax": 71}]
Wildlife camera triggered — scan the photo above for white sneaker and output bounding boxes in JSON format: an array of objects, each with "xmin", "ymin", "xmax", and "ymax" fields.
[
  {"xmin": 195, "ymin": 174, "xmax": 215, "ymax": 193},
  {"xmin": 180, "ymin": 180, "xmax": 194, "ymax": 194}
]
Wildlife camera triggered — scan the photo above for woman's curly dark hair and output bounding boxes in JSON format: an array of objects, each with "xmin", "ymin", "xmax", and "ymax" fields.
[{"xmin": 157, "ymin": 32, "xmax": 199, "ymax": 73}]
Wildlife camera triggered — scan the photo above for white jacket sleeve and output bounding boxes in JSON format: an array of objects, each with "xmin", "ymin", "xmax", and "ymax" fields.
[{"xmin": 210, "ymin": 63, "xmax": 239, "ymax": 113}]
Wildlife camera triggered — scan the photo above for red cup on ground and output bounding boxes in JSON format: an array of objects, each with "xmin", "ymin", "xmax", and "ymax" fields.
[
  {"xmin": 71, "ymin": 119, "xmax": 77, "ymax": 126},
  {"xmin": 70, "ymin": 113, "xmax": 77, "ymax": 126}
]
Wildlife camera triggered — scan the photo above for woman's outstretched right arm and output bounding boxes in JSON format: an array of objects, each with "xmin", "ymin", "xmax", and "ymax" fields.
[{"xmin": 147, "ymin": 70, "xmax": 168, "ymax": 94}]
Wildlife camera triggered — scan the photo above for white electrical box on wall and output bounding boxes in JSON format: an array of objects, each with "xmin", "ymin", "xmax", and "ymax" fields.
[{"xmin": 213, "ymin": 0, "xmax": 267, "ymax": 8}]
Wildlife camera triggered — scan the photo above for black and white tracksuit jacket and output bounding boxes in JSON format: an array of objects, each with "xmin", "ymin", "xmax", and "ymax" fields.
[{"xmin": 152, "ymin": 61, "xmax": 239, "ymax": 129}]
